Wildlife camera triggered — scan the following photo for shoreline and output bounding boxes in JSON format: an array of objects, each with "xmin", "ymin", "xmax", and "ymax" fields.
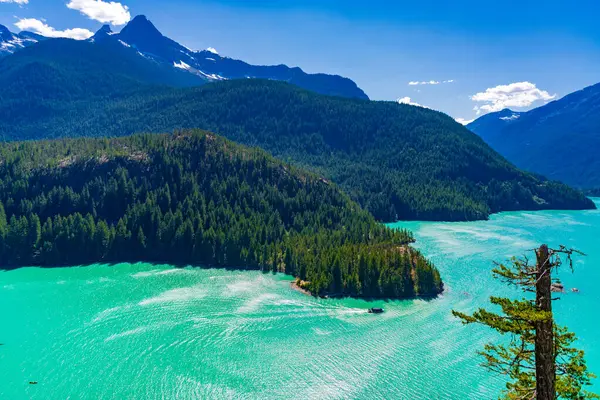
[
  {"xmin": 290, "ymin": 279, "xmax": 443, "ymax": 301},
  {"xmin": 290, "ymin": 281, "xmax": 313, "ymax": 297},
  {"xmin": 386, "ymin": 198, "xmax": 600, "ymax": 226}
]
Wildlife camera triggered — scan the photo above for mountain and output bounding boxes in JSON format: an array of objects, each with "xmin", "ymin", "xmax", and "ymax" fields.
[
  {"xmin": 0, "ymin": 24, "xmax": 42, "ymax": 57},
  {"xmin": 90, "ymin": 24, "xmax": 114, "ymax": 41},
  {"xmin": 0, "ymin": 129, "xmax": 442, "ymax": 299},
  {"xmin": 91, "ymin": 15, "xmax": 369, "ymax": 100},
  {"xmin": 0, "ymin": 37, "xmax": 209, "ymax": 140},
  {"xmin": 468, "ymin": 83, "xmax": 600, "ymax": 188},
  {"xmin": 466, "ymin": 108, "xmax": 524, "ymax": 137},
  {"xmin": 4, "ymin": 15, "xmax": 368, "ymax": 100},
  {"xmin": 0, "ymin": 60, "xmax": 593, "ymax": 221},
  {"xmin": 0, "ymin": 37, "xmax": 206, "ymax": 127}
]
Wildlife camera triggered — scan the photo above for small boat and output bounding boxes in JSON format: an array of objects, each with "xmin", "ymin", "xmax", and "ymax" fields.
[
  {"xmin": 29, "ymin": 382, "xmax": 38, "ymax": 385},
  {"xmin": 368, "ymin": 307, "xmax": 384, "ymax": 314},
  {"xmin": 572, "ymin": 288, "xmax": 580, "ymax": 293}
]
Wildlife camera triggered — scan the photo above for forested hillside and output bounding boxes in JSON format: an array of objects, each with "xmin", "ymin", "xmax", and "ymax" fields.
[
  {"xmin": 0, "ymin": 74, "xmax": 592, "ymax": 221},
  {"xmin": 0, "ymin": 130, "xmax": 442, "ymax": 299}
]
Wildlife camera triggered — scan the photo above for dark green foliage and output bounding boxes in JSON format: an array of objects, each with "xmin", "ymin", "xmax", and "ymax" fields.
[
  {"xmin": 0, "ymin": 76, "xmax": 593, "ymax": 221},
  {"xmin": 0, "ymin": 130, "xmax": 442, "ymax": 299}
]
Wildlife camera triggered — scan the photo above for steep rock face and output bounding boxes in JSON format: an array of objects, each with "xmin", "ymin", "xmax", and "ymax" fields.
[
  {"xmin": 468, "ymin": 83, "xmax": 600, "ymax": 188},
  {"xmin": 0, "ymin": 25, "xmax": 13, "ymax": 42},
  {"xmin": 0, "ymin": 24, "xmax": 40, "ymax": 57},
  {"xmin": 107, "ymin": 15, "xmax": 370, "ymax": 99},
  {"xmin": 90, "ymin": 25, "xmax": 114, "ymax": 41}
]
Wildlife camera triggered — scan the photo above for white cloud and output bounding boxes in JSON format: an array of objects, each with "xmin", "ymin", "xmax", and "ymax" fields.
[
  {"xmin": 409, "ymin": 80, "xmax": 439, "ymax": 86},
  {"xmin": 67, "ymin": 0, "xmax": 131, "ymax": 26},
  {"xmin": 408, "ymin": 79, "xmax": 454, "ymax": 86},
  {"xmin": 14, "ymin": 18, "xmax": 93, "ymax": 40},
  {"xmin": 471, "ymin": 81, "xmax": 556, "ymax": 114},
  {"xmin": 455, "ymin": 118, "xmax": 474, "ymax": 125},
  {"xmin": 0, "ymin": 0, "xmax": 28, "ymax": 4},
  {"xmin": 397, "ymin": 97, "xmax": 430, "ymax": 109}
]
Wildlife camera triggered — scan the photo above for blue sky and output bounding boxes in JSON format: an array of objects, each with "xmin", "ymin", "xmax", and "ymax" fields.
[{"xmin": 2, "ymin": 0, "xmax": 600, "ymax": 122}]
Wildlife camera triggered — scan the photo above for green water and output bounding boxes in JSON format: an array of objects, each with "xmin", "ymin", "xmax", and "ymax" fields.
[{"xmin": 1, "ymin": 200, "xmax": 599, "ymax": 399}]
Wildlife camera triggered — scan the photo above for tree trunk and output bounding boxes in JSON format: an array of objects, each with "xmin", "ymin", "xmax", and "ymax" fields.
[{"xmin": 535, "ymin": 244, "xmax": 555, "ymax": 400}]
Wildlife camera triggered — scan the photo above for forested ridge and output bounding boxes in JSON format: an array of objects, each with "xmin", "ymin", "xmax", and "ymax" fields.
[
  {"xmin": 0, "ymin": 130, "xmax": 442, "ymax": 298},
  {"xmin": 0, "ymin": 42, "xmax": 593, "ymax": 221}
]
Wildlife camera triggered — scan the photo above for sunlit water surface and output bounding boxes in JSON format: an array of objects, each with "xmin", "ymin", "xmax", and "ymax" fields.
[{"xmin": 1, "ymin": 199, "xmax": 598, "ymax": 399}]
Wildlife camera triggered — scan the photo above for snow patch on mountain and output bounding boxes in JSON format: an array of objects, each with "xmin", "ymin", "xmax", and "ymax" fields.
[
  {"xmin": 0, "ymin": 27, "xmax": 39, "ymax": 56},
  {"xmin": 197, "ymin": 70, "xmax": 226, "ymax": 81},
  {"xmin": 499, "ymin": 114, "xmax": 520, "ymax": 121},
  {"xmin": 173, "ymin": 60, "xmax": 191, "ymax": 70},
  {"xmin": 173, "ymin": 60, "xmax": 226, "ymax": 81}
]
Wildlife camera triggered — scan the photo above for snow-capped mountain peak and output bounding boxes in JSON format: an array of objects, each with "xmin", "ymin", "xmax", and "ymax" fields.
[
  {"xmin": 119, "ymin": 15, "xmax": 165, "ymax": 44},
  {"xmin": 0, "ymin": 24, "xmax": 40, "ymax": 56},
  {"xmin": 91, "ymin": 25, "xmax": 115, "ymax": 42},
  {"xmin": 0, "ymin": 15, "xmax": 369, "ymax": 100},
  {"xmin": 109, "ymin": 15, "xmax": 368, "ymax": 98}
]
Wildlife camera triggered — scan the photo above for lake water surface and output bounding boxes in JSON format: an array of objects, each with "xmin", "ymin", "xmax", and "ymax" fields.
[{"xmin": 1, "ymin": 199, "xmax": 598, "ymax": 399}]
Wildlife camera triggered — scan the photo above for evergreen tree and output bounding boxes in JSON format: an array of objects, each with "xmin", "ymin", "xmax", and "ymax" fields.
[
  {"xmin": 95, "ymin": 220, "xmax": 111, "ymax": 260},
  {"xmin": 136, "ymin": 227, "xmax": 147, "ymax": 253},
  {"xmin": 453, "ymin": 245, "xmax": 598, "ymax": 399}
]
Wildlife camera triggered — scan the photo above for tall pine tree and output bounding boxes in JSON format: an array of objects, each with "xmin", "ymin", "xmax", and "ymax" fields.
[{"xmin": 453, "ymin": 245, "xmax": 597, "ymax": 399}]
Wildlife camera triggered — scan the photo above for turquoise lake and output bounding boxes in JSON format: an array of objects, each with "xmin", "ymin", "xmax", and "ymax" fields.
[{"xmin": 1, "ymin": 199, "xmax": 599, "ymax": 399}]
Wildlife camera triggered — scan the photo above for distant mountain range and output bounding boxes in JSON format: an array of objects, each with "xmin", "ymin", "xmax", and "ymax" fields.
[
  {"xmin": 0, "ymin": 37, "xmax": 593, "ymax": 221},
  {"xmin": 0, "ymin": 15, "xmax": 368, "ymax": 100},
  {"xmin": 468, "ymin": 83, "xmax": 600, "ymax": 189},
  {"xmin": 0, "ymin": 15, "xmax": 594, "ymax": 221}
]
